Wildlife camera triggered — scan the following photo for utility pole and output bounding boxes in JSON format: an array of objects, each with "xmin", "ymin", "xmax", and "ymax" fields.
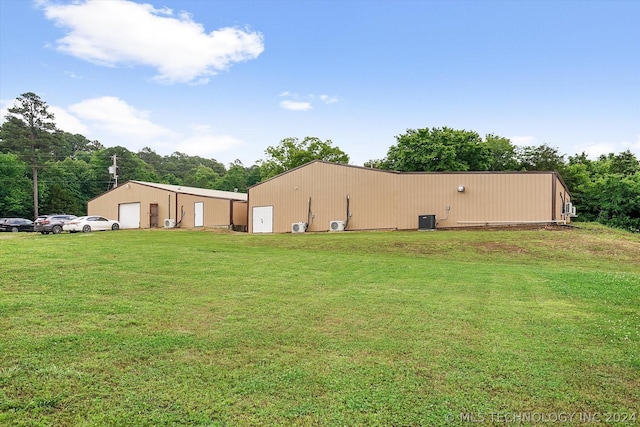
[{"xmin": 108, "ymin": 154, "xmax": 118, "ymax": 189}]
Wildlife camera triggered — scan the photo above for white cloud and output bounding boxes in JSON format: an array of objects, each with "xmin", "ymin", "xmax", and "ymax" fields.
[
  {"xmin": 622, "ymin": 132, "xmax": 640, "ymax": 153},
  {"xmin": 576, "ymin": 142, "xmax": 617, "ymax": 159},
  {"xmin": 63, "ymin": 70, "xmax": 83, "ymax": 79},
  {"xmin": 319, "ymin": 94, "xmax": 338, "ymax": 104},
  {"xmin": 68, "ymin": 96, "xmax": 176, "ymax": 144},
  {"xmin": 0, "ymin": 99, "xmax": 13, "ymax": 122},
  {"xmin": 3, "ymin": 94, "xmax": 245, "ymax": 159},
  {"xmin": 40, "ymin": 0, "xmax": 264, "ymax": 84},
  {"xmin": 1, "ymin": 98, "xmax": 87, "ymax": 135},
  {"xmin": 576, "ymin": 133, "xmax": 640, "ymax": 158},
  {"xmin": 63, "ymin": 97, "xmax": 242, "ymax": 157},
  {"xmin": 279, "ymin": 100, "xmax": 313, "ymax": 111},
  {"xmin": 510, "ymin": 135, "xmax": 536, "ymax": 146},
  {"xmin": 278, "ymin": 91, "xmax": 338, "ymax": 110},
  {"xmin": 49, "ymin": 106, "xmax": 88, "ymax": 135},
  {"xmin": 176, "ymin": 126, "xmax": 243, "ymax": 157}
]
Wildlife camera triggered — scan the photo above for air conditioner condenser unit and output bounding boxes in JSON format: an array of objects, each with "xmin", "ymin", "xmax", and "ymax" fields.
[
  {"xmin": 291, "ymin": 222, "xmax": 307, "ymax": 233},
  {"xmin": 329, "ymin": 220, "xmax": 346, "ymax": 231},
  {"xmin": 564, "ymin": 202, "xmax": 578, "ymax": 217},
  {"xmin": 164, "ymin": 218, "xmax": 176, "ymax": 228}
]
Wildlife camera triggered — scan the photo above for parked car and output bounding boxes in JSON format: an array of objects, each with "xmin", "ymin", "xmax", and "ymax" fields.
[
  {"xmin": 63, "ymin": 216, "xmax": 120, "ymax": 233},
  {"xmin": 0, "ymin": 218, "xmax": 35, "ymax": 232},
  {"xmin": 34, "ymin": 214, "xmax": 78, "ymax": 234}
]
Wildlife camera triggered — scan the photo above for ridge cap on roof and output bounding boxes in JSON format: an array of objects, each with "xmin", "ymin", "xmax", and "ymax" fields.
[
  {"xmin": 247, "ymin": 160, "xmax": 567, "ymax": 191},
  {"xmin": 125, "ymin": 180, "xmax": 247, "ymax": 199}
]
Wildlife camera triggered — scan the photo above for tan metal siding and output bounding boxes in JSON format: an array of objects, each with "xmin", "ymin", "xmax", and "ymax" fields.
[
  {"xmin": 88, "ymin": 182, "xmax": 173, "ymax": 228},
  {"xmin": 343, "ymin": 166, "xmax": 399, "ymax": 230},
  {"xmin": 248, "ymin": 162, "xmax": 564, "ymax": 233},
  {"xmin": 174, "ymin": 194, "xmax": 231, "ymax": 228},
  {"xmin": 448, "ymin": 174, "xmax": 552, "ymax": 225},
  {"xmin": 88, "ymin": 182, "xmax": 237, "ymax": 229},
  {"xmin": 249, "ymin": 163, "xmax": 401, "ymax": 233},
  {"xmin": 554, "ymin": 174, "xmax": 572, "ymax": 224},
  {"xmin": 233, "ymin": 201, "xmax": 248, "ymax": 227},
  {"xmin": 395, "ymin": 173, "xmax": 553, "ymax": 228}
]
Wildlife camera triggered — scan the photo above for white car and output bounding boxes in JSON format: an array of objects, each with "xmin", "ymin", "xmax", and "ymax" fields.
[{"xmin": 63, "ymin": 216, "xmax": 120, "ymax": 233}]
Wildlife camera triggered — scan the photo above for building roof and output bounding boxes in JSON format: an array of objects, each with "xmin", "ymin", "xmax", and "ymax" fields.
[
  {"xmin": 248, "ymin": 160, "xmax": 570, "ymax": 194},
  {"xmin": 130, "ymin": 181, "xmax": 248, "ymax": 201}
]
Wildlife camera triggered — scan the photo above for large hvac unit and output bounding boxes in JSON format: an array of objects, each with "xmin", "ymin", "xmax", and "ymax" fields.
[
  {"xmin": 418, "ymin": 214, "xmax": 437, "ymax": 231},
  {"xmin": 164, "ymin": 218, "xmax": 176, "ymax": 228},
  {"xmin": 291, "ymin": 222, "xmax": 307, "ymax": 233},
  {"xmin": 329, "ymin": 220, "xmax": 346, "ymax": 231}
]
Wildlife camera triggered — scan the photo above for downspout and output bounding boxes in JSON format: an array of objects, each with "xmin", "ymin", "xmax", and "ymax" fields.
[
  {"xmin": 175, "ymin": 192, "xmax": 179, "ymax": 224},
  {"xmin": 345, "ymin": 194, "xmax": 350, "ymax": 229},
  {"xmin": 551, "ymin": 173, "xmax": 557, "ymax": 222},
  {"xmin": 247, "ymin": 192, "xmax": 251, "ymax": 233}
]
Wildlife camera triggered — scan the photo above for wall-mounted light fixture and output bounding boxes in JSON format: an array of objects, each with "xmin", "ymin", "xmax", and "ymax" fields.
[{"xmin": 457, "ymin": 185, "xmax": 465, "ymax": 192}]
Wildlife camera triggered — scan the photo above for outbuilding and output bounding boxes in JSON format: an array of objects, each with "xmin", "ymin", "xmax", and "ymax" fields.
[
  {"xmin": 247, "ymin": 161, "xmax": 574, "ymax": 233},
  {"xmin": 88, "ymin": 180, "xmax": 247, "ymax": 230}
]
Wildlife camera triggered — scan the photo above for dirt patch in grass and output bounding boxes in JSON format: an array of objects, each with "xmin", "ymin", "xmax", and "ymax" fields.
[
  {"xmin": 438, "ymin": 224, "xmax": 575, "ymax": 232},
  {"xmin": 387, "ymin": 241, "xmax": 441, "ymax": 255},
  {"xmin": 471, "ymin": 241, "xmax": 529, "ymax": 255}
]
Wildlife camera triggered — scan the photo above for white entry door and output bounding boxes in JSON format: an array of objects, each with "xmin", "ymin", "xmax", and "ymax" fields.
[
  {"xmin": 118, "ymin": 202, "xmax": 140, "ymax": 229},
  {"xmin": 194, "ymin": 202, "xmax": 204, "ymax": 227},
  {"xmin": 252, "ymin": 206, "xmax": 273, "ymax": 233}
]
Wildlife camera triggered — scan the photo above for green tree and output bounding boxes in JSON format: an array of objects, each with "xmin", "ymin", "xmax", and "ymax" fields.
[
  {"xmin": 376, "ymin": 127, "xmax": 490, "ymax": 172},
  {"xmin": 563, "ymin": 158, "xmax": 597, "ymax": 221},
  {"xmin": 259, "ymin": 136, "xmax": 349, "ymax": 179},
  {"xmin": 564, "ymin": 151, "xmax": 640, "ymax": 232},
  {"xmin": 137, "ymin": 146, "xmax": 164, "ymax": 177},
  {"xmin": 0, "ymin": 153, "xmax": 32, "ymax": 217},
  {"xmin": 89, "ymin": 147, "xmax": 159, "ymax": 191},
  {"xmin": 517, "ymin": 144, "xmax": 566, "ymax": 172},
  {"xmin": 58, "ymin": 132, "xmax": 104, "ymax": 159},
  {"xmin": 213, "ymin": 160, "xmax": 262, "ymax": 193},
  {"xmin": 161, "ymin": 152, "xmax": 226, "ymax": 182},
  {"xmin": 593, "ymin": 173, "xmax": 640, "ymax": 232},
  {"xmin": 39, "ymin": 158, "xmax": 93, "ymax": 215},
  {"xmin": 484, "ymin": 134, "xmax": 518, "ymax": 171},
  {"xmin": 0, "ymin": 92, "xmax": 60, "ymax": 217},
  {"xmin": 245, "ymin": 164, "xmax": 262, "ymax": 188},
  {"xmin": 363, "ymin": 159, "xmax": 387, "ymax": 169},
  {"xmin": 608, "ymin": 150, "xmax": 639, "ymax": 176},
  {"xmin": 183, "ymin": 165, "xmax": 220, "ymax": 189},
  {"xmin": 160, "ymin": 173, "xmax": 181, "ymax": 185}
]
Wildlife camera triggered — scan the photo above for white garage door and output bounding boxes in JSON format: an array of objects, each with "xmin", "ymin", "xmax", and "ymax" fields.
[
  {"xmin": 252, "ymin": 206, "xmax": 273, "ymax": 233},
  {"xmin": 119, "ymin": 202, "xmax": 140, "ymax": 229}
]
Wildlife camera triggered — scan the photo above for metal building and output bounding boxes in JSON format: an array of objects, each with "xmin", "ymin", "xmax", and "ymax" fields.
[
  {"xmin": 248, "ymin": 161, "xmax": 574, "ymax": 233},
  {"xmin": 87, "ymin": 180, "xmax": 247, "ymax": 230}
]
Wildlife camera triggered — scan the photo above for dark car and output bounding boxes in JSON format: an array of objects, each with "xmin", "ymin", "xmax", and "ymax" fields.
[
  {"xmin": 34, "ymin": 214, "xmax": 78, "ymax": 234},
  {"xmin": 0, "ymin": 218, "xmax": 35, "ymax": 232}
]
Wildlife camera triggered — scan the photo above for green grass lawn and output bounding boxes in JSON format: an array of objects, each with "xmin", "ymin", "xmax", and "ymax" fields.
[{"xmin": 1, "ymin": 224, "xmax": 639, "ymax": 426}]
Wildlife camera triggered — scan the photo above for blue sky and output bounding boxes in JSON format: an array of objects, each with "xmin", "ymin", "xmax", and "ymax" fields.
[{"xmin": 1, "ymin": 0, "xmax": 638, "ymax": 167}]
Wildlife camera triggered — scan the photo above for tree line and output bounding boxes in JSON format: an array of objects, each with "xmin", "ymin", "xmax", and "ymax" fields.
[
  {"xmin": 367, "ymin": 127, "xmax": 639, "ymax": 231},
  {"xmin": 1, "ymin": 92, "xmax": 638, "ymax": 232}
]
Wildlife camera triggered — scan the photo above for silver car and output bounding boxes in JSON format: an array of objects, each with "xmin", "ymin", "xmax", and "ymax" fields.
[{"xmin": 34, "ymin": 214, "xmax": 78, "ymax": 234}]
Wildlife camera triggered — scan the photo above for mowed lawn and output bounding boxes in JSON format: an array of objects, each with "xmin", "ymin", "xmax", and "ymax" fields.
[{"xmin": 1, "ymin": 224, "xmax": 638, "ymax": 426}]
